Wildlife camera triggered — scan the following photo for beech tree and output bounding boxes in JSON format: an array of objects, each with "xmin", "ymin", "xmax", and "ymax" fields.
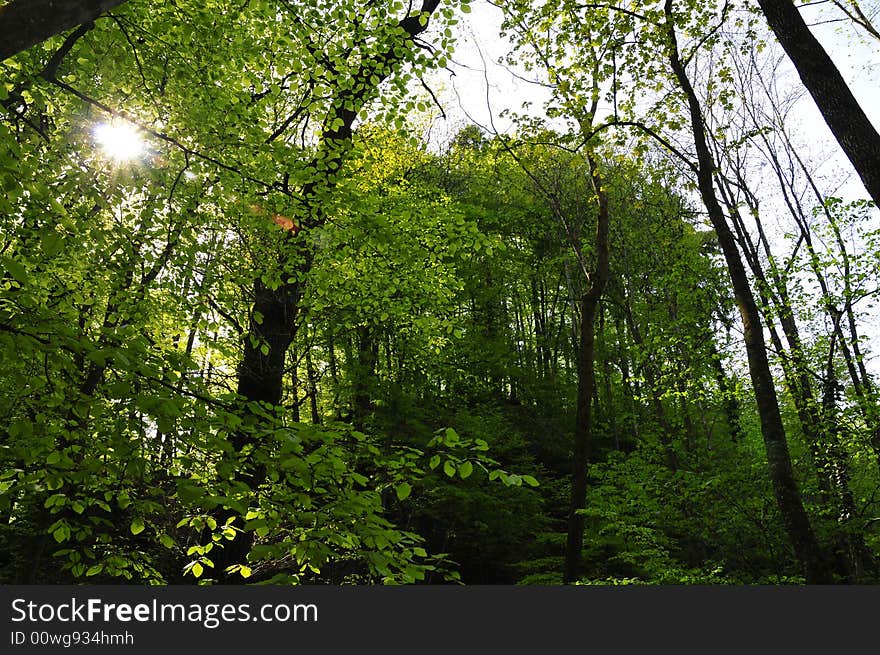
[
  {"xmin": 2, "ymin": 0, "xmax": 878, "ymax": 587},
  {"xmin": 755, "ymin": 0, "xmax": 880, "ymax": 206},
  {"xmin": 0, "ymin": 0, "xmax": 127, "ymax": 62}
]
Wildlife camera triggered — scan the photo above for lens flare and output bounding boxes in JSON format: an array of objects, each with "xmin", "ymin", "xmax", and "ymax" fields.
[{"xmin": 93, "ymin": 120, "xmax": 145, "ymax": 161}]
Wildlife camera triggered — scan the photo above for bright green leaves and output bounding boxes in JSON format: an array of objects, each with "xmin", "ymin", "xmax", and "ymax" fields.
[
  {"xmin": 85, "ymin": 564, "xmax": 104, "ymax": 577},
  {"xmin": 186, "ymin": 561, "xmax": 206, "ymax": 579},
  {"xmin": 458, "ymin": 460, "xmax": 474, "ymax": 479},
  {"xmin": 425, "ymin": 426, "xmax": 531, "ymax": 487},
  {"xmin": 308, "ymin": 129, "xmax": 498, "ymax": 377},
  {"xmin": 0, "ymin": 0, "xmax": 542, "ymax": 589},
  {"xmin": 227, "ymin": 563, "xmax": 253, "ymax": 579},
  {"xmin": 395, "ymin": 482, "xmax": 413, "ymax": 500},
  {"xmin": 1, "ymin": 256, "xmax": 28, "ymax": 286}
]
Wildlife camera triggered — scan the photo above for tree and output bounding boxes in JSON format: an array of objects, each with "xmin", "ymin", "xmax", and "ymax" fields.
[
  {"xmin": 3, "ymin": 0, "xmax": 879, "ymax": 588},
  {"xmin": 0, "ymin": 0, "xmax": 126, "ymax": 62},
  {"xmin": 662, "ymin": 0, "xmax": 830, "ymax": 582},
  {"xmin": 755, "ymin": 0, "xmax": 880, "ymax": 206}
]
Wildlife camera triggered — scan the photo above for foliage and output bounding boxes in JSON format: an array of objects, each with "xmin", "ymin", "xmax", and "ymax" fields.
[{"xmin": 1, "ymin": 0, "xmax": 879, "ymax": 586}]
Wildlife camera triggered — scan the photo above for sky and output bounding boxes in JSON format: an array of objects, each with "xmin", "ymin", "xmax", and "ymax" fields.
[
  {"xmin": 435, "ymin": 0, "xmax": 880, "ymax": 200},
  {"xmin": 427, "ymin": 0, "xmax": 880, "ymax": 371}
]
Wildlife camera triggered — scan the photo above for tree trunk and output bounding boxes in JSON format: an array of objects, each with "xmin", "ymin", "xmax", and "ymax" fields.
[
  {"xmin": 0, "ymin": 0, "xmax": 126, "ymax": 62},
  {"xmin": 305, "ymin": 337, "xmax": 321, "ymax": 425},
  {"xmin": 353, "ymin": 324, "xmax": 378, "ymax": 430},
  {"xmin": 563, "ymin": 153, "xmax": 610, "ymax": 584},
  {"xmin": 665, "ymin": 0, "xmax": 831, "ymax": 583},
  {"xmin": 215, "ymin": 275, "xmax": 303, "ymax": 576},
  {"xmin": 756, "ymin": 0, "xmax": 880, "ymax": 206},
  {"xmin": 210, "ymin": 0, "xmax": 444, "ymax": 581}
]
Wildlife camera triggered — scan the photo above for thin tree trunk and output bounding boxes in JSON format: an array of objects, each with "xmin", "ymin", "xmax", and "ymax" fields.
[
  {"xmin": 305, "ymin": 338, "xmax": 321, "ymax": 425},
  {"xmin": 665, "ymin": 0, "xmax": 830, "ymax": 583},
  {"xmin": 353, "ymin": 324, "xmax": 378, "ymax": 430},
  {"xmin": 563, "ymin": 153, "xmax": 610, "ymax": 584}
]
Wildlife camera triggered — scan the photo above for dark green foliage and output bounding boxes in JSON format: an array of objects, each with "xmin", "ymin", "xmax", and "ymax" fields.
[{"xmin": 2, "ymin": 0, "xmax": 879, "ymax": 586}]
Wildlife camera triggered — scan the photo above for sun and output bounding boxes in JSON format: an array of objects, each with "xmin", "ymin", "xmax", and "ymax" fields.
[{"xmin": 93, "ymin": 120, "xmax": 146, "ymax": 162}]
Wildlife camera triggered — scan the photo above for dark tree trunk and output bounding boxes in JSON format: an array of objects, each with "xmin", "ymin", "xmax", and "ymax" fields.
[
  {"xmin": 756, "ymin": 0, "xmax": 880, "ymax": 206},
  {"xmin": 215, "ymin": 276, "xmax": 303, "ymax": 576},
  {"xmin": 665, "ymin": 0, "xmax": 831, "ymax": 583},
  {"xmin": 212, "ymin": 0, "xmax": 443, "ymax": 581},
  {"xmin": 564, "ymin": 293, "xmax": 600, "ymax": 584},
  {"xmin": 0, "ymin": 0, "xmax": 126, "ymax": 61},
  {"xmin": 563, "ymin": 153, "xmax": 610, "ymax": 584},
  {"xmin": 306, "ymin": 339, "xmax": 321, "ymax": 425},
  {"xmin": 708, "ymin": 341, "xmax": 742, "ymax": 443},
  {"xmin": 233, "ymin": 280, "xmax": 302, "ymax": 437},
  {"xmin": 353, "ymin": 324, "xmax": 378, "ymax": 430},
  {"xmin": 713, "ymin": 147, "xmax": 871, "ymax": 567}
]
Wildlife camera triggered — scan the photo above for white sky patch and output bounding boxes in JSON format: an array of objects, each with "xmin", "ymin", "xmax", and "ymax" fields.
[
  {"xmin": 93, "ymin": 119, "xmax": 146, "ymax": 162},
  {"xmin": 439, "ymin": 1, "xmax": 879, "ymax": 373}
]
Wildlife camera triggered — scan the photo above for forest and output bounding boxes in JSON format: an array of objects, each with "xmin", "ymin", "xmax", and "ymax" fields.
[{"xmin": 0, "ymin": 0, "xmax": 879, "ymax": 586}]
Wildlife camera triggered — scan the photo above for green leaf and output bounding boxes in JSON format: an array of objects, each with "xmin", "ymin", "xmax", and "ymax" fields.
[
  {"xmin": 117, "ymin": 491, "xmax": 131, "ymax": 510},
  {"xmin": 521, "ymin": 475, "xmax": 540, "ymax": 487},
  {"xmin": 1, "ymin": 256, "xmax": 27, "ymax": 285},
  {"xmin": 130, "ymin": 518, "xmax": 145, "ymax": 535},
  {"xmin": 395, "ymin": 482, "xmax": 412, "ymax": 500},
  {"xmin": 443, "ymin": 460, "xmax": 456, "ymax": 478},
  {"xmin": 458, "ymin": 461, "xmax": 473, "ymax": 479},
  {"xmin": 177, "ymin": 482, "xmax": 205, "ymax": 503},
  {"xmin": 429, "ymin": 454, "xmax": 441, "ymax": 470},
  {"xmin": 40, "ymin": 232, "xmax": 65, "ymax": 258},
  {"xmin": 51, "ymin": 522, "xmax": 70, "ymax": 543},
  {"xmin": 192, "ymin": 562, "xmax": 204, "ymax": 578}
]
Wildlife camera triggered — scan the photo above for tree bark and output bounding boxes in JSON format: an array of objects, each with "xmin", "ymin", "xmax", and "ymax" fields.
[
  {"xmin": 563, "ymin": 153, "xmax": 610, "ymax": 584},
  {"xmin": 665, "ymin": 0, "xmax": 831, "ymax": 583},
  {"xmin": 353, "ymin": 324, "xmax": 378, "ymax": 430},
  {"xmin": 756, "ymin": 0, "xmax": 880, "ymax": 207},
  {"xmin": 0, "ymin": 0, "xmax": 126, "ymax": 61},
  {"xmin": 213, "ymin": 0, "xmax": 443, "ymax": 581}
]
